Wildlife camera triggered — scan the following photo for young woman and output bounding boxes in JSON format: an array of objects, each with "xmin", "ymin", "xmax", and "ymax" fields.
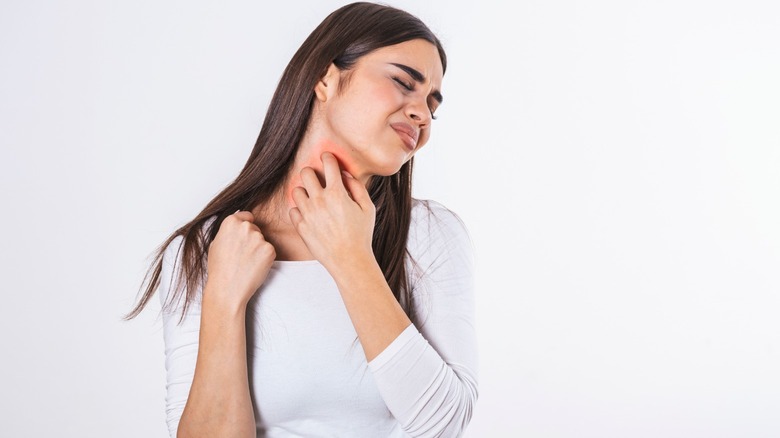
[{"xmin": 125, "ymin": 2, "xmax": 478, "ymax": 437}]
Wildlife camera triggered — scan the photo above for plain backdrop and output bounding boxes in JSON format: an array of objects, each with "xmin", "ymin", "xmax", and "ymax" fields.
[{"xmin": 1, "ymin": 0, "xmax": 778, "ymax": 437}]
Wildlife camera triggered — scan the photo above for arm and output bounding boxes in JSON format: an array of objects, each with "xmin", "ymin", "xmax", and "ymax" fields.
[
  {"xmin": 288, "ymin": 153, "xmax": 411, "ymax": 362},
  {"xmin": 176, "ymin": 292, "xmax": 256, "ymax": 438},
  {"xmin": 367, "ymin": 202, "xmax": 479, "ymax": 437},
  {"xmin": 315, "ymin": 202, "xmax": 479, "ymax": 437},
  {"xmin": 328, "ymin": 258, "xmax": 412, "ymax": 362},
  {"xmin": 160, "ymin": 213, "xmax": 274, "ymax": 437},
  {"xmin": 289, "ymin": 155, "xmax": 478, "ymax": 436}
]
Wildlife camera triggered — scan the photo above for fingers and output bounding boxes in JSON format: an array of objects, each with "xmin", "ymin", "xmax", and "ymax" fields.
[
  {"xmin": 290, "ymin": 186, "xmax": 309, "ymax": 211},
  {"xmin": 225, "ymin": 210, "xmax": 256, "ymax": 230},
  {"xmin": 341, "ymin": 171, "xmax": 355, "ymax": 200},
  {"xmin": 292, "ymin": 152, "xmax": 373, "ymax": 212},
  {"xmin": 341, "ymin": 170, "xmax": 374, "ymax": 211},
  {"xmin": 321, "ymin": 152, "xmax": 343, "ymax": 189},
  {"xmin": 300, "ymin": 166, "xmax": 323, "ymax": 193},
  {"xmin": 232, "ymin": 210, "xmax": 255, "ymax": 223},
  {"xmin": 228, "ymin": 210, "xmax": 264, "ymax": 235},
  {"xmin": 288, "ymin": 206, "xmax": 303, "ymax": 227}
]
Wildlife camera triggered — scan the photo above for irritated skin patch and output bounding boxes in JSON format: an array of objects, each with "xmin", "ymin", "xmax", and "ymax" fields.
[{"xmin": 284, "ymin": 138, "xmax": 359, "ymax": 210}]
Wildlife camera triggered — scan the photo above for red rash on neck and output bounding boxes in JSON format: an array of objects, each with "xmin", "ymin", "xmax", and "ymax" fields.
[{"xmin": 284, "ymin": 139, "xmax": 357, "ymax": 210}]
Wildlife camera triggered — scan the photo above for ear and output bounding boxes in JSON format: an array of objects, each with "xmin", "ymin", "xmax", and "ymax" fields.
[{"xmin": 314, "ymin": 63, "xmax": 340, "ymax": 103}]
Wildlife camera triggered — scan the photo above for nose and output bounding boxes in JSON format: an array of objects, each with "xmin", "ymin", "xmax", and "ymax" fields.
[{"xmin": 405, "ymin": 97, "xmax": 432, "ymax": 128}]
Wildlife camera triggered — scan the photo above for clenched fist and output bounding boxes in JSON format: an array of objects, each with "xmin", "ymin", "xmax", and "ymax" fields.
[{"xmin": 204, "ymin": 210, "xmax": 276, "ymax": 310}]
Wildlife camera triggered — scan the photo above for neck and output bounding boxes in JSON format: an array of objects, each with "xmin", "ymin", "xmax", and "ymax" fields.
[
  {"xmin": 253, "ymin": 133, "xmax": 372, "ymax": 231},
  {"xmin": 285, "ymin": 133, "xmax": 372, "ymax": 202}
]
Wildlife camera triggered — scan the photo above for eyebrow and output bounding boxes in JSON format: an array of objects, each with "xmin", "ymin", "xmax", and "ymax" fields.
[{"xmin": 389, "ymin": 62, "xmax": 444, "ymax": 104}]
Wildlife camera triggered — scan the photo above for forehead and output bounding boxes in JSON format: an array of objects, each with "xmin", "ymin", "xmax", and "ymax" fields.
[{"xmin": 360, "ymin": 39, "xmax": 444, "ymax": 85}]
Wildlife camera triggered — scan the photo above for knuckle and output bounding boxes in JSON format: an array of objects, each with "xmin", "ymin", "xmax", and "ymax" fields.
[{"xmin": 250, "ymin": 231, "xmax": 263, "ymax": 244}]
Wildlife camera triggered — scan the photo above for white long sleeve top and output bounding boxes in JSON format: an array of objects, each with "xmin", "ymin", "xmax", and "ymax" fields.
[{"xmin": 158, "ymin": 198, "xmax": 479, "ymax": 437}]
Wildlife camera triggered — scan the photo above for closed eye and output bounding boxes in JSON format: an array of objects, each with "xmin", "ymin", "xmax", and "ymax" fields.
[
  {"xmin": 393, "ymin": 77, "xmax": 413, "ymax": 91},
  {"xmin": 393, "ymin": 77, "xmax": 439, "ymax": 121}
]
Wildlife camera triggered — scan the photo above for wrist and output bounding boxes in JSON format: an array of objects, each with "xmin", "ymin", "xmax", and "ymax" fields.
[
  {"xmin": 202, "ymin": 281, "xmax": 250, "ymax": 317},
  {"xmin": 326, "ymin": 251, "xmax": 382, "ymax": 283}
]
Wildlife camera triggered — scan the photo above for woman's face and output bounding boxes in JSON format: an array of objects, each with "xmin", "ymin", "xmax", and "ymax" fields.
[{"xmin": 314, "ymin": 39, "xmax": 444, "ymax": 177}]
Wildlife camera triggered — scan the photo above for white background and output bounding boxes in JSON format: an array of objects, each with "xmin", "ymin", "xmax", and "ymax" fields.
[{"xmin": 1, "ymin": 1, "xmax": 778, "ymax": 437}]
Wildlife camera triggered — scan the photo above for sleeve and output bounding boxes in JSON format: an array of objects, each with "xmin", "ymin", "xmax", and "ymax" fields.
[
  {"xmin": 157, "ymin": 235, "xmax": 203, "ymax": 438},
  {"xmin": 367, "ymin": 200, "xmax": 479, "ymax": 438}
]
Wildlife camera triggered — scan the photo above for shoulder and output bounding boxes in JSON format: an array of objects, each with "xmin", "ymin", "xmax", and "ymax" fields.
[
  {"xmin": 408, "ymin": 198, "xmax": 474, "ymax": 260},
  {"xmin": 158, "ymin": 216, "xmax": 218, "ymax": 311},
  {"xmin": 410, "ymin": 198, "xmax": 471, "ymax": 236},
  {"xmin": 161, "ymin": 215, "xmax": 218, "ymax": 267}
]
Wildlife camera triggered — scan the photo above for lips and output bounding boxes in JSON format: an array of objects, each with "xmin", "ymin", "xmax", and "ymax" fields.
[{"xmin": 390, "ymin": 122, "xmax": 418, "ymax": 151}]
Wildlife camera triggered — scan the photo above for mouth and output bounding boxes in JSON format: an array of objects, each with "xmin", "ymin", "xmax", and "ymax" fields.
[{"xmin": 390, "ymin": 123, "xmax": 418, "ymax": 152}]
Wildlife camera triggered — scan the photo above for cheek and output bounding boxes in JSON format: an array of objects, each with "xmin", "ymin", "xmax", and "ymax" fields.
[
  {"xmin": 332, "ymin": 86, "xmax": 394, "ymax": 130},
  {"xmin": 368, "ymin": 83, "xmax": 403, "ymax": 110},
  {"xmin": 417, "ymin": 129, "xmax": 431, "ymax": 149}
]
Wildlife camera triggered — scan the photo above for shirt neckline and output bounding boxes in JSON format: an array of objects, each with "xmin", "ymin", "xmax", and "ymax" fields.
[{"xmin": 272, "ymin": 259, "xmax": 322, "ymax": 266}]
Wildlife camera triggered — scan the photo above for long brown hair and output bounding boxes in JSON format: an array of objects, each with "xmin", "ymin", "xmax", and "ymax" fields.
[{"xmin": 123, "ymin": 2, "xmax": 447, "ymax": 325}]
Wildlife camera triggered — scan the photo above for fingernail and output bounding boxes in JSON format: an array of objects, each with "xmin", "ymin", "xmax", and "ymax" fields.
[{"xmin": 341, "ymin": 170, "xmax": 353, "ymax": 179}]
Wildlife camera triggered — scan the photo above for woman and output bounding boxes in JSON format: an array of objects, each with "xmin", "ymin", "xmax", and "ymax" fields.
[{"xmin": 125, "ymin": 2, "xmax": 478, "ymax": 437}]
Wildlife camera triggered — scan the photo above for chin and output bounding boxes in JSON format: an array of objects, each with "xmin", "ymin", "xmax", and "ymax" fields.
[
  {"xmin": 361, "ymin": 141, "xmax": 412, "ymax": 176},
  {"xmin": 374, "ymin": 168, "xmax": 402, "ymax": 177},
  {"xmin": 372, "ymin": 156, "xmax": 410, "ymax": 177}
]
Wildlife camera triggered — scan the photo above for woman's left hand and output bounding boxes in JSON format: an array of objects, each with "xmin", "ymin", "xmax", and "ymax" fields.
[{"xmin": 289, "ymin": 152, "xmax": 376, "ymax": 270}]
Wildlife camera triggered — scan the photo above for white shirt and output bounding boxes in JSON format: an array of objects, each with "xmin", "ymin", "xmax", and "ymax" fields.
[{"xmin": 158, "ymin": 199, "xmax": 478, "ymax": 437}]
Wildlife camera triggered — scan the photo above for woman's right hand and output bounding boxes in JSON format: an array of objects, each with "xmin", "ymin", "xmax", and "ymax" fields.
[{"xmin": 204, "ymin": 210, "xmax": 276, "ymax": 310}]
